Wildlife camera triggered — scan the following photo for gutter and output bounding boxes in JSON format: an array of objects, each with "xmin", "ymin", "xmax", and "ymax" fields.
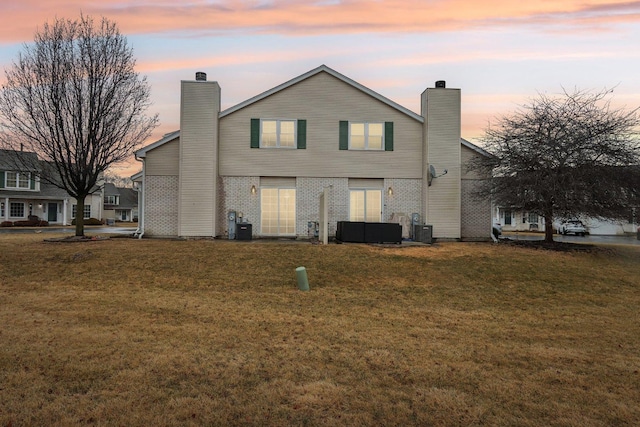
[{"xmin": 133, "ymin": 154, "xmax": 145, "ymax": 239}]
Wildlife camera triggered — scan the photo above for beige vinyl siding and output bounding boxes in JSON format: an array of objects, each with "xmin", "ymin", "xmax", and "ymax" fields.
[
  {"xmin": 178, "ymin": 80, "xmax": 220, "ymax": 236},
  {"xmin": 219, "ymin": 72, "xmax": 423, "ymax": 179},
  {"xmin": 260, "ymin": 177, "xmax": 296, "ymax": 187},
  {"xmin": 348, "ymin": 178, "xmax": 383, "ymax": 188},
  {"xmin": 145, "ymin": 138, "xmax": 180, "ymax": 176},
  {"xmin": 424, "ymin": 88, "xmax": 461, "ymax": 239},
  {"xmin": 461, "ymin": 145, "xmax": 487, "ymax": 180}
]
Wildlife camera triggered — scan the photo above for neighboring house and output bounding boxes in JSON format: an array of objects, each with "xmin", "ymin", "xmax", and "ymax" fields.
[
  {"xmin": 494, "ymin": 207, "xmax": 638, "ymax": 235},
  {"xmin": 0, "ymin": 149, "xmax": 102, "ymax": 225},
  {"xmin": 133, "ymin": 65, "xmax": 492, "ymax": 240},
  {"xmin": 103, "ymin": 182, "xmax": 138, "ymax": 222},
  {"xmin": 494, "ymin": 208, "xmax": 545, "ymax": 232}
]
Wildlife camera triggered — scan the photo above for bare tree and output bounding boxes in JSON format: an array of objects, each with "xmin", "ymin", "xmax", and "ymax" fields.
[
  {"xmin": 470, "ymin": 88, "xmax": 640, "ymax": 243},
  {"xmin": 103, "ymin": 170, "xmax": 133, "ymax": 189},
  {"xmin": 0, "ymin": 15, "xmax": 157, "ymax": 236}
]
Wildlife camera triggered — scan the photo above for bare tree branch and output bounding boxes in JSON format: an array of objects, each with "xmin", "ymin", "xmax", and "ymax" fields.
[
  {"xmin": 469, "ymin": 88, "xmax": 640, "ymax": 242},
  {"xmin": 0, "ymin": 15, "xmax": 158, "ymax": 236}
]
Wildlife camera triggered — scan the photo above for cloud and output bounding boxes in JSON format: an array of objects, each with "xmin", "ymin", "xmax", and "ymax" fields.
[
  {"xmin": 136, "ymin": 44, "xmax": 346, "ymax": 74},
  {"xmin": 1, "ymin": 0, "xmax": 639, "ymax": 43}
]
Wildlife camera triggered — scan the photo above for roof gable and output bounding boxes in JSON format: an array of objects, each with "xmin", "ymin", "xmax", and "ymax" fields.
[
  {"xmin": 130, "ymin": 170, "xmax": 143, "ymax": 181},
  {"xmin": 219, "ymin": 65, "xmax": 423, "ymax": 122},
  {"xmin": 117, "ymin": 188, "xmax": 138, "ymax": 208},
  {"xmin": 135, "ymin": 130, "xmax": 180, "ymax": 158},
  {"xmin": 461, "ymin": 138, "xmax": 492, "ymax": 157}
]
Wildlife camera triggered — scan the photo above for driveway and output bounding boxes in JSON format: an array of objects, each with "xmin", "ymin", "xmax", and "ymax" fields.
[{"xmin": 503, "ymin": 232, "xmax": 640, "ymax": 246}]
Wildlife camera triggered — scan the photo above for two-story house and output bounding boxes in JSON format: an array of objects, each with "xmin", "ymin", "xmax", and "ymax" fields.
[
  {"xmin": 133, "ymin": 65, "xmax": 492, "ymax": 240},
  {"xmin": 103, "ymin": 183, "xmax": 138, "ymax": 222},
  {"xmin": 0, "ymin": 149, "xmax": 103, "ymax": 225}
]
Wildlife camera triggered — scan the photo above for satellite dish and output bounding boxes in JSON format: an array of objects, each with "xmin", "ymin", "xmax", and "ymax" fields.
[{"xmin": 428, "ymin": 165, "xmax": 448, "ymax": 186}]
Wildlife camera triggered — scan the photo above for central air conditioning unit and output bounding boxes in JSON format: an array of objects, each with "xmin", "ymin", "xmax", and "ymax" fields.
[
  {"xmin": 237, "ymin": 223, "xmax": 252, "ymax": 240},
  {"xmin": 413, "ymin": 224, "xmax": 433, "ymax": 244}
]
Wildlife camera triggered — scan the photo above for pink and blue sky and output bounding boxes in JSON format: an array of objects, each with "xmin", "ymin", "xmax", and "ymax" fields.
[{"xmin": 1, "ymin": 0, "xmax": 639, "ymax": 175}]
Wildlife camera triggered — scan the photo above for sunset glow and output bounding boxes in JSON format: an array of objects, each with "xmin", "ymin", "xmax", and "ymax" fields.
[{"xmin": 1, "ymin": 0, "xmax": 639, "ymax": 176}]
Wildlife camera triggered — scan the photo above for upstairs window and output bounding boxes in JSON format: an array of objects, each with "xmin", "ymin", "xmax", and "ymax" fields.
[
  {"xmin": 105, "ymin": 195, "xmax": 119, "ymax": 205},
  {"xmin": 251, "ymin": 119, "xmax": 306, "ymax": 149},
  {"xmin": 262, "ymin": 120, "xmax": 295, "ymax": 148},
  {"xmin": 5, "ymin": 171, "xmax": 31, "ymax": 189},
  {"xmin": 339, "ymin": 121, "xmax": 393, "ymax": 151},
  {"xmin": 350, "ymin": 122, "xmax": 384, "ymax": 150}
]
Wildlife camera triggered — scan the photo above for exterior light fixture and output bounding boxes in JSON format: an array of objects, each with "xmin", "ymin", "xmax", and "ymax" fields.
[
  {"xmin": 387, "ymin": 187, "xmax": 393, "ymax": 196},
  {"xmin": 250, "ymin": 185, "xmax": 257, "ymax": 195}
]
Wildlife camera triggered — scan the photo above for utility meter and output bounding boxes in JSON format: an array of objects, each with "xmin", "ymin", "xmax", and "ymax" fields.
[
  {"xmin": 228, "ymin": 211, "xmax": 237, "ymax": 240},
  {"xmin": 411, "ymin": 213, "xmax": 420, "ymax": 225}
]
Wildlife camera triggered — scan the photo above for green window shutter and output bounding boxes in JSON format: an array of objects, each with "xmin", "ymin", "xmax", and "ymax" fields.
[
  {"xmin": 30, "ymin": 175, "xmax": 36, "ymax": 190},
  {"xmin": 0, "ymin": 171, "xmax": 4, "ymax": 189},
  {"xmin": 385, "ymin": 122, "xmax": 394, "ymax": 151},
  {"xmin": 297, "ymin": 119, "xmax": 306, "ymax": 149},
  {"xmin": 250, "ymin": 118, "xmax": 260, "ymax": 148},
  {"xmin": 339, "ymin": 121, "xmax": 349, "ymax": 150}
]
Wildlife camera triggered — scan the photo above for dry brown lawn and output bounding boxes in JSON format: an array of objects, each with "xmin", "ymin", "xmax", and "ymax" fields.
[{"xmin": 1, "ymin": 234, "xmax": 639, "ymax": 426}]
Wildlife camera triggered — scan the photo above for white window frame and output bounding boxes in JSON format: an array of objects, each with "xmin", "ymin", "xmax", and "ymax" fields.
[
  {"xmin": 349, "ymin": 189, "xmax": 382, "ymax": 222},
  {"xmin": 5, "ymin": 171, "xmax": 31, "ymax": 189},
  {"xmin": 349, "ymin": 122, "xmax": 384, "ymax": 151},
  {"xmin": 260, "ymin": 187, "xmax": 297, "ymax": 236},
  {"xmin": 260, "ymin": 119, "xmax": 297, "ymax": 149},
  {"xmin": 9, "ymin": 202, "xmax": 25, "ymax": 218},
  {"xmin": 105, "ymin": 195, "xmax": 119, "ymax": 205},
  {"xmin": 72, "ymin": 204, "xmax": 91, "ymax": 219}
]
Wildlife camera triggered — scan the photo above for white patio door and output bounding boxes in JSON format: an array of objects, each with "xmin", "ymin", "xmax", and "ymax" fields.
[
  {"xmin": 261, "ymin": 188, "xmax": 296, "ymax": 235},
  {"xmin": 349, "ymin": 189, "xmax": 382, "ymax": 222}
]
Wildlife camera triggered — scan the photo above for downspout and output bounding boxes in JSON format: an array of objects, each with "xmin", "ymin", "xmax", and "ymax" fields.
[{"xmin": 134, "ymin": 154, "xmax": 145, "ymax": 239}]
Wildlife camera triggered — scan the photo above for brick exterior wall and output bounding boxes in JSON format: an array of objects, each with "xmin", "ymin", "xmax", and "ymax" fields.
[
  {"xmin": 384, "ymin": 178, "xmax": 422, "ymax": 222},
  {"xmin": 217, "ymin": 176, "xmax": 260, "ymax": 238},
  {"xmin": 145, "ymin": 176, "xmax": 179, "ymax": 237},
  {"xmin": 461, "ymin": 179, "xmax": 491, "ymax": 240},
  {"xmin": 143, "ymin": 175, "xmax": 483, "ymax": 240},
  {"xmin": 297, "ymin": 177, "xmax": 346, "ymax": 238},
  {"xmin": 215, "ymin": 176, "xmax": 423, "ymax": 239}
]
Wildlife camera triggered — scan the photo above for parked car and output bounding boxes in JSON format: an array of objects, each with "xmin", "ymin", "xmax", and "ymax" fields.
[{"xmin": 559, "ymin": 220, "xmax": 587, "ymax": 236}]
